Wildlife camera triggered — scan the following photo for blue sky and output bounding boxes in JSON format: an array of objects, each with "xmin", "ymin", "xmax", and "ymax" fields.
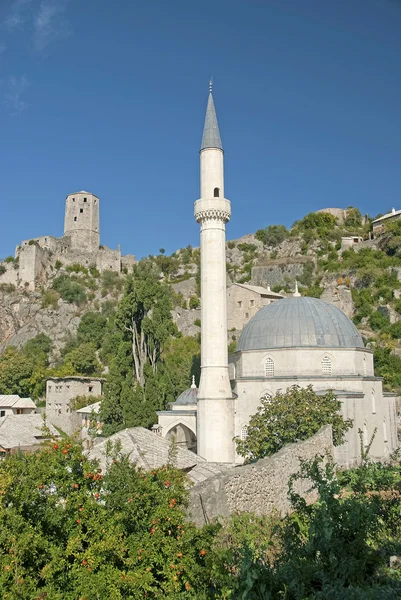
[{"xmin": 0, "ymin": 0, "xmax": 400, "ymax": 259}]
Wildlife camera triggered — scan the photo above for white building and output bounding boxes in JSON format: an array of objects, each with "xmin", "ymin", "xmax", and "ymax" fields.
[
  {"xmin": 155, "ymin": 84, "xmax": 399, "ymax": 467},
  {"xmin": 0, "ymin": 395, "xmax": 36, "ymax": 418},
  {"xmin": 372, "ymin": 207, "xmax": 401, "ymax": 235}
]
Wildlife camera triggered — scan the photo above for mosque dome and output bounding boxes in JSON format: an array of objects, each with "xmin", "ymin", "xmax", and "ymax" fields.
[
  {"xmin": 173, "ymin": 378, "xmax": 198, "ymax": 405},
  {"xmin": 237, "ymin": 296, "xmax": 364, "ymax": 351}
]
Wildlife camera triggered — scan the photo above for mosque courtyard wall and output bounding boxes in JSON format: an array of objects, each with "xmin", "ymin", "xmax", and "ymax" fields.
[{"xmin": 188, "ymin": 425, "xmax": 334, "ymax": 526}]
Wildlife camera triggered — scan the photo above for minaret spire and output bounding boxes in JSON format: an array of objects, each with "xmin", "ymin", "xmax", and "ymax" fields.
[{"xmin": 201, "ymin": 80, "xmax": 223, "ymax": 152}]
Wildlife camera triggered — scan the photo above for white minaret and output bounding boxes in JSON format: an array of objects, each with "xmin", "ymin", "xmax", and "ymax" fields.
[{"xmin": 194, "ymin": 81, "xmax": 235, "ymax": 463}]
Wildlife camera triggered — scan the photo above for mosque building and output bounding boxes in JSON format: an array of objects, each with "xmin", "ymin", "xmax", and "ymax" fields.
[{"xmin": 156, "ymin": 84, "xmax": 398, "ymax": 467}]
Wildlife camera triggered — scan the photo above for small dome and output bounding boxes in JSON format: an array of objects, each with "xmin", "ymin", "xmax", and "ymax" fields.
[
  {"xmin": 174, "ymin": 387, "xmax": 198, "ymax": 405},
  {"xmin": 237, "ymin": 297, "xmax": 364, "ymax": 351}
]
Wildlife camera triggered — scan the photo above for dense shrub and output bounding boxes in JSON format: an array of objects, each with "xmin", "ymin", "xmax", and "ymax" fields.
[
  {"xmin": 52, "ymin": 275, "xmax": 87, "ymax": 305},
  {"xmin": 189, "ymin": 295, "xmax": 200, "ymax": 309},
  {"xmin": 255, "ymin": 224, "xmax": 289, "ymax": 247}
]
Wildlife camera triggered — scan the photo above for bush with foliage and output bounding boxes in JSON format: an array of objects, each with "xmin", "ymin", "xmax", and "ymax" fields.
[
  {"xmin": 235, "ymin": 385, "xmax": 353, "ymax": 463},
  {"xmin": 52, "ymin": 275, "xmax": 87, "ymax": 305},
  {"xmin": 0, "ymin": 438, "xmax": 217, "ymax": 598},
  {"xmin": 344, "ymin": 206, "xmax": 363, "ymax": 229},
  {"xmin": 255, "ymin": 224, "xmax": 289, "ymax": 247},
  {"xmin": 189, "ymin": 295, "xmax": 200, "ymax": 309}
]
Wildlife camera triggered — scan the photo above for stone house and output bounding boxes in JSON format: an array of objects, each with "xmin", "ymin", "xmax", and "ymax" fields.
[
  {"xmin": 341, "ymin": 236, "xmax": 363, "ymax": 251},
  {"xmin": 227, "ymin": 283, "xmax": 284, "ymax": 331},
  {"xmin": 46, "ymin": 376, "xmax": 104, "ymax": 436},
  {"xmin": 372, "ymin": 208, "xmax": 401, "ymax": 235},
  {"xmin": 0, "ymin": 395, "xmax": 36, "ymax": 418}
]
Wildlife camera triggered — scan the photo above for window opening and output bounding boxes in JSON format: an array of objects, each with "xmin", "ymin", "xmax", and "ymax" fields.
[
  {"xmin": 74, "ymin": 217, "xmax": 77, "ymax": 222},
  {"xmin": 80, "ymin": 208, "xmax": 83, "ymax": 213},
  {"xmin": 0, "ymin": 410, "xmax": 5, "ymax": 418},
  {"xmin": 88, "ymin": 386, "xmax": 93, "ymax": 393},
  {"xmin": 383, "ymin": 418, "xmax": 388, "ymax": 442},
  {"xmin": 371, "ymin": 390, "xmax": 376, "ymax": 414},
  {"xmin": 214, "ymin": 187, "xmax": 220, "ymax": 197},
  {"xmin": 264, "ymin": 357, "xmax": 274, "ymax": 377},
  {"xmin": 84, "ymin": 198, "xmax": 87, "ymax": 202},
  {"xmin": 250, "ymin": 299, "xmax": 255, "ymax": 307},
  {"xmin": 240, "ymin": 426, "xmax": 248, "ymax": 440},
  {"xmin": 321, "ymin": 356, "xmax": 332, "ymax": 375}
]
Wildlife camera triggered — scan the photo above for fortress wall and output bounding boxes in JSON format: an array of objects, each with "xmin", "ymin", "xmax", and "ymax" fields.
[
  {"xmin": 18, "ymin": 244, "xmax": 48, "ymax": 291},
  {"xmin": 96, "ymin": 247, "xmax": 121, "ymax": 272}
]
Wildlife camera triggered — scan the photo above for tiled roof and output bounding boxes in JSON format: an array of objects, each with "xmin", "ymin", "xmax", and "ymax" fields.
[
  {"xmin": 0, "ymin": 414, "xmax": 60, "ymax": 450},
  {"xmin": 0, "ymin": 395, "xmax": 36, "ymax": 409},
  {"xmin": 87, "ymin": 427, "xmax": 204, "ymax": 472},
  {"xmin": 233, "ymin": 283, "xmax": 284, "ymax": 298}
]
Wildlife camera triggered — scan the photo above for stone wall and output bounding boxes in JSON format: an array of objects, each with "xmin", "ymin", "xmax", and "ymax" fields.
[
  {"xmin": 188, "ymin": 426, "xmax": 333, "ymax": 525},
  {"xmin": 251, "ymin": 257, "xmax": 312, "ymax": 288}
]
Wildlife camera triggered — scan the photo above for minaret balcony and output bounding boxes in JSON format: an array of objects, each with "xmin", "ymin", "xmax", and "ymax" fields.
[{"xmin": 194, "ymin": 198, "xmax": 231, "ymax": 224}]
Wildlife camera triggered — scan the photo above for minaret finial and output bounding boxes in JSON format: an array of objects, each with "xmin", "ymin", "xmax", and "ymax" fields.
[
  {"xmin": 191, "ymin": 375, "xmax": 196, "ymax": 389},
  {"xmin": 209, "ymin": 77, "xmax": 213, "ymax": 93}
]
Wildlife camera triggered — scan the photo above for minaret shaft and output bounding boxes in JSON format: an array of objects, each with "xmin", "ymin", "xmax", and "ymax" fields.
[{"xmin": 194, "ymin": 90, "xmax": 235, "ymax": 463}]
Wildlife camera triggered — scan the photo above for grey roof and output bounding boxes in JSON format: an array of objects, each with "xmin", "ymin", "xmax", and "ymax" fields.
[
  {"xmin": 174, "ymin": 387, "xmax": 198, "ymax": 406},
  {"xmin": 237, "ymin": 297, "xmax": 364, "ymax": 351},
  {"xmin": 201, "ymin": 93, "xmax": 223, "ymax": 151},
  {"xmin": 0, "ymin": 414, "xmax": 60, "ymax": 450},
  {"xmin": 0, "ymin": 395, "xmax": 35, "ymax": 409},
  {"xmin": 87, "ymin": 427, "xmax": 204, "ymax": 472}
]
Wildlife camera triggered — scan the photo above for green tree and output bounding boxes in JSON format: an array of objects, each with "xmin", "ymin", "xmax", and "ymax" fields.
[
  {"xmin": 63, "ymin": 342, "xmax": 101, "ymax": 376},
  {"xmin": 344, "ymin": 206, "xmax": 363, "ymax": 229},
  {"xmin": 23, "ymin": 333, "xmax": 52, "ymax": 366},
  {"xmin": 116, "ymin": 262, "xmax": 177, "ymax": 387},
  {"xmin": 77, "ymin": 311, "xmax": 108, "ymax": 348},
  {"xmin": 235, "ymin": 385, "xmax": 353, "ymax": 462},
  {"xmin": 0, "ymin": 438, "xmax": 216, "ymax": 598},
  {"xmin": 0, "ymin": 347, "xmax": 35, "ymax": 397}
]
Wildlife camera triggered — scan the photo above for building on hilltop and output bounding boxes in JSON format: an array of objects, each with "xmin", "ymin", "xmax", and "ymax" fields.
[
  {"xmin": 0, "ymin": 190, "xmax": 136, "ymax": 291},
  {"xmin": 154, "ymin": 82, "xmax": 398, "ymax": 468},
  {"xmin": 227, "ymin": 283, "xmax": 284, "ymax": 331},
  {"xmin": 372, "ymin": 207, "xmax": 401, "ymax": 236}
]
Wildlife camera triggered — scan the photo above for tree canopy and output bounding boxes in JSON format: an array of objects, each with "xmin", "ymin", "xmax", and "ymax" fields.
[{"xmin": 235, "ymin": 385, "xmax": 353, "ymax": 463}]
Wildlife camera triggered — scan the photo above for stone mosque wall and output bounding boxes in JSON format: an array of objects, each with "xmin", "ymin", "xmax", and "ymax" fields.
[{"xmin": 188, "ymin": 425, "xmax": 334, "ymax": 526}]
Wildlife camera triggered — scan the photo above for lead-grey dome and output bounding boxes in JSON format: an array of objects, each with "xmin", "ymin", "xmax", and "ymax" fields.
[
  {"xmin": 237, "ymin": 297, "xmax": 364, "ymax": 351},
  {"xmin": 174, "ymin": 387, "xmax": 198, "ymax": 405}
]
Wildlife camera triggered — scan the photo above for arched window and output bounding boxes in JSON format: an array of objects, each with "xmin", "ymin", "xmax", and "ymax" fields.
[
  {"xmin": 240, "ymin": 426, "xmax": 248, "ymax": 441},
  {"xmin": 214, "ymin": 187, "xmax": 220, "ymax": 197},
  {"xmin": 264, "ymin": 357, "xmax": 274, "ymax": 377},
  {"xmin": 321, "ymin": 356, "xmax": 332, "ymax": 375},
  {"xmin": 371, "ymin": 389, "xmax": 376, "ymax": 414},
  {"xmin": 383, "ymin": 418, "xmax": 388, "ymax": 442}
]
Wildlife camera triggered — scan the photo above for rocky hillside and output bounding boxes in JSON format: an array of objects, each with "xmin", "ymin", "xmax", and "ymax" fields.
[{"xmin": 2, "ymin": 205, "xmax": 401, "ymax": 393}]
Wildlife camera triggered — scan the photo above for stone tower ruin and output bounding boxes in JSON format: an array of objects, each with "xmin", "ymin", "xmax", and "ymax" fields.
[{"xmin": 63, "ymin": 191, "xmax": 100, "ymax": 253}]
